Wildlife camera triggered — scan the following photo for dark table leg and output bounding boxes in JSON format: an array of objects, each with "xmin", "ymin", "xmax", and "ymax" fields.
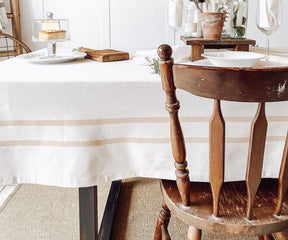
[
  {"xmin": 79, "ymin": 186, "xmax": 98, "ymax": 240},
  {"xmin": 79, "ymin": 180, "xmax": 122, "ymax": 240},
  {"xmin": 99, "ymin": 180, "xmax": 122, "ymax": 240}
]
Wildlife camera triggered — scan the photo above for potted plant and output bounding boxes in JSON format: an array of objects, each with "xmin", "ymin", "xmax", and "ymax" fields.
[{"xmin": 189, "ymin": 0, "xmax": 226, "ymax": 40}]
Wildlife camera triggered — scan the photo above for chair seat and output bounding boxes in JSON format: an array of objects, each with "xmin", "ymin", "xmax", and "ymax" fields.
[{"xmin": 161, "ymin": 179, "xmax": 288, "ymax": 236}]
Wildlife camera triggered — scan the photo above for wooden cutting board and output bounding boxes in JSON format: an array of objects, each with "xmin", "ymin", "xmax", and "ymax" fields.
[{"xmin": 78, "ymin": 47, "xmax": 129, "ymax": 62}]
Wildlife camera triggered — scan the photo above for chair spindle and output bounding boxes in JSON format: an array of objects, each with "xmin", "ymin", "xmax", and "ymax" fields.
[
  {"xmin": 158, "ymin": 45, "xmax": 190, "ymax": 207},
  {"xmin": 258, "ymin": 235, "xmax": 275, "ymax": 240},
  {"xmin": 209, "ymin": 99, "xmax": 225, "ymax": 217},
  {"xmin": 246, "ymin": 102, "xmax": 267, "ymax": 220},
  {"xmin": 187, "ymin": 226, "xmax": 202, "ymax": 240},
  {"xmin": 275, "ymin": 130, "xmax": 288, "ymax": 215},
  {"xmin": 154, "ymin": 202, "xmax": 171, "ymax": 240}
]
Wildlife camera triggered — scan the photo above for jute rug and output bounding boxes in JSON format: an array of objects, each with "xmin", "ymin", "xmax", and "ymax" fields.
[
  {"xmin": 110, "ymin": 178, "xmax": 257, "ymax": 240},
  {"xmin": 0, "ymin": 178, "xmax": 261, "ymax": 239}
]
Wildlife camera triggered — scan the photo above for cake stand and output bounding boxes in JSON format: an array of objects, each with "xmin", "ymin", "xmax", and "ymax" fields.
[{"xmin": 32, "ymin": 12, "xmax": 70, "ymax": 58}]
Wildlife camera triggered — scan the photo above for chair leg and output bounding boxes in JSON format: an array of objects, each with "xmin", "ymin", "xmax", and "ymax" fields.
[
  {"xmin": 258, "ymin": 235, "xmax": 275, "ymax": 240},
  {"xmin": 187, "ymin": 226, "xmax": 202, "ymax": 240},
  {"xmin": 154, "ymin": 202, "xmax": 171, "ymax": 240},
  {"xmin": 275, "ymin": 229, "xmax": 288, "ymax": 240}
]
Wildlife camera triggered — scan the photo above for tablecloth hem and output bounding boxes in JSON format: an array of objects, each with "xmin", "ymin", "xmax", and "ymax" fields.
[{"xmin": 0, "ymin": 170, "xmax": 278, "ymax": 188}]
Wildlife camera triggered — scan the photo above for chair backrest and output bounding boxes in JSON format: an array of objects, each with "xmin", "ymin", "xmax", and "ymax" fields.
[
  {"xmin": 0, "ymin": 32, "xmax": 31, "ymax": 58},
  {"xmin": 0, "ymin": 0, "xmax": 30, "ymax": 57},
  {"xmin": 157, "ymin": 44, "xmax": 288, "ymax": 220}
]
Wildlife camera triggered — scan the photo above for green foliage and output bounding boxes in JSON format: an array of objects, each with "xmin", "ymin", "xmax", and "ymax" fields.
[
  {"xmin": 145, "ymin": 57, "xmax": 160, "ymax": 74},
  {"xmin": 233, "ymin": 26, "xmax": 246, "ymax": 37}
]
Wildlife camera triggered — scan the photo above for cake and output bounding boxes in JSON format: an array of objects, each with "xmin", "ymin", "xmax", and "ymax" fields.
[{"xmin": 39, "ymin": 30, "xmax": 67, "ymax": 41}]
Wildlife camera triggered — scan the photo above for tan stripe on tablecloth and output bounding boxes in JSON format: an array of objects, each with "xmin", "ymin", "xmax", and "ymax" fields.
[
  {"xmin": 0, "ymin": 118, "xmax": 170, "ymax": 126},
  {"xmin": 187, "ymin": 136, "xmax": 286, "ymax": 143},
  {"xmin": 0, "ymin": 136, "xmax": 285, "ymax": 147},
  {"xmin": 0, "ymin": 138, "xmax": 171, "ymax": 147},
  {"xmin": 184, "ymin": 116, "xmax": 288, "ymax": 122},
  {"xmin": 0, "ymin": 116, "xmax": 286, "ymax": 126}
]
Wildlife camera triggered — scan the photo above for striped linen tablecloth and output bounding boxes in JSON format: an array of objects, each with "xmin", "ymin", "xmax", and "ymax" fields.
[{"xmin": 0, "ymin": 49, "xmax": 287, "ymax": 188}]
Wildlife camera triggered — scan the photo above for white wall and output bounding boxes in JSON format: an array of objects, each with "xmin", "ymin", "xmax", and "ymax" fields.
[
  {"xmin": 14, "ymin": 0, "xmax": 288, "ymax": 52},
  {"xmin": 20, "ymin": 0, "xmax": 43, "ymax": 49},
  {"xmin": 110, "ymin": 0, "xmax": 168, "ymax": 51},
  {"xmin": 18, "ymin": 0, "xmax": 178, "ymax": 52},
  {"xmin": 43, "ymin": 0, "xmax": 104, "ymax": 49}
]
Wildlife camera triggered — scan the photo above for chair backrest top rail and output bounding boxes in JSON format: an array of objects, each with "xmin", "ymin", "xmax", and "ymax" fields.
[{"xmin": 173, "ymin": 64, "xmax": 288, "ymax": 102}]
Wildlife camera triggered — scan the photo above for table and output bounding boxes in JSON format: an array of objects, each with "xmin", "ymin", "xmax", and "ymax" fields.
[
  {"xmin": 0, "ymin": 49, "xmax": 288, "ymax": 239},
  {"xmin": 180, "ymin": 37, "xmax": 256, "ymax": 61}
]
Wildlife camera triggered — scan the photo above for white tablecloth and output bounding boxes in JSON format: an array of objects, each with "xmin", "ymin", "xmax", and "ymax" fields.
[{"xmin": 0, "ymin": 50, "xmax": 287, "ymax": 187}]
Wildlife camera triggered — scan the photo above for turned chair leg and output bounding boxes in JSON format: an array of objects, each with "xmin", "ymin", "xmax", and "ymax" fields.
[
  {"xmin": 258, "ymin": 235, "xmax": 275, "ymax": 240},
  {"xmin": 154, "ymin": 202, "xmax": 171, "ymax": 240},
  {"xmin": 275, "ymin": 229, "xmax": 288, "ymax": 240},
  {"xmin": 187, "ymin": 226, "xmax": 202, "ymax": 240}
]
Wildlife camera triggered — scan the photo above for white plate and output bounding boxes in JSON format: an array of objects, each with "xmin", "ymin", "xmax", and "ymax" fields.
[
  {"xmin": 28, "ymin": 51, "xmax": 87, "ymax": 64},
  {"xmin": 201, "ymin": 51, "xmax": 265, "ymax": 67}
]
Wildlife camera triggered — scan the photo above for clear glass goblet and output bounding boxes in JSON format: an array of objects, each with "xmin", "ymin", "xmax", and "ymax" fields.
[
  {"xmin": 256, "ymin": 0, "xmax": 282, "ymax": 61},
  {"xmin": 168, "ymin": 0, "xmax": 183, "ymax": 46}
]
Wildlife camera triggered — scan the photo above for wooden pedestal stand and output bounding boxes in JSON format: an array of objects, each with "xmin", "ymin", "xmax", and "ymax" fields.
[{"xmin": 181, "ymin": 37, "xmax": 256, "ymax": 61}]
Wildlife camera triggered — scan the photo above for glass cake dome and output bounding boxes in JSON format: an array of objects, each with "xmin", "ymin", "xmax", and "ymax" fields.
[{"xmin": 32, "ymin": 12, "xmax": 70, "ymax": 57}]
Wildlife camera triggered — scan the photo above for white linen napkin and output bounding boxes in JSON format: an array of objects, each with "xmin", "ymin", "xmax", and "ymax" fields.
[
  {"xmin": 250, "ymin": 46, "xmax": 288, "ymax": 58},
  {"xmin": 132, "ymin": 46, "xmax": 191, "ymax": 66},
  {"xmin": 0, "ymin": 0, "xmax": 8, "ymax": 31},
  {"xmin": 259, "ymin": 0, "xmax": 280, "ymax": 30},
  {"xmin": 168, "ymin": 0, "xmax": 183, "ymax": 30},
  {"xmin": 236, "ymin": 0, "xmax": 245, "ymax": 26}
]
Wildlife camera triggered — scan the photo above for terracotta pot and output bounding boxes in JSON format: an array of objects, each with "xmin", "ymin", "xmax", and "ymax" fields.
[{"xmin": 199, "ymin": 12, "xmax": 225, "ymax": 40}]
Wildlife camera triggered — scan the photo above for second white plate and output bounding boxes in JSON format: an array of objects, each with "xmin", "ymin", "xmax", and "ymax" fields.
[{"xmin": 28, "ymin": 51, "xmax": 87, "ymax": 64}]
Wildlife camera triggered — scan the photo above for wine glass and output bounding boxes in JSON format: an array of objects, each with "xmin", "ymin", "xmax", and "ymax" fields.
[
  {"xmin": 168, "ymin": 0, "xmax": 183, "ymax": 46},
  {"xmin": 256, "ymin": 0, "xmax": 282, "ymax": 61}
]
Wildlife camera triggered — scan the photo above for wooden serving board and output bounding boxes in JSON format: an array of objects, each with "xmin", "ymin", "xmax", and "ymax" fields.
[{"xmin": 78, "ymin": 47, "xmax": 129, "ymax": 62}]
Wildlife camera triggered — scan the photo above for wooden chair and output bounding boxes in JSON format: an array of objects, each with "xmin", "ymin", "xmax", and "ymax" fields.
[
  {"xmin": 154, "ymin": 44, "xmax": 288, "ymax": 240},
  {"xmin": 0, "ymin": 0, "xmax": 31, "ymax": 57},
  {"xmin": 0, "ymin": 32, "xmax": 31, "ymax": 57}
]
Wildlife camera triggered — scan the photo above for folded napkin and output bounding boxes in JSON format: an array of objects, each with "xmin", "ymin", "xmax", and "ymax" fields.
[
  {"xmin": 250, "ymin": 46, "xmax": 288, "ymax": 58},
  {"xmin": 0, "ymin": 0, "xmax": 8, "ymax": 31},
  {"xmin": 259, "ymin": 0, "xmax": 280, "ymax": 29},
  {"xmin": 132, "ymin": 46, "xmax": 191, "ymax": 66},
  {"xmin": 235, "ymin": 0, "xmax": 245, "ymax": 26},
  {"xmin": 168, "ymin": 0, "xmax": 183, "ymax": 30},
  {"xmin": 132, "ymin": 46, "xmax": 232, "ymax": 67}
]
